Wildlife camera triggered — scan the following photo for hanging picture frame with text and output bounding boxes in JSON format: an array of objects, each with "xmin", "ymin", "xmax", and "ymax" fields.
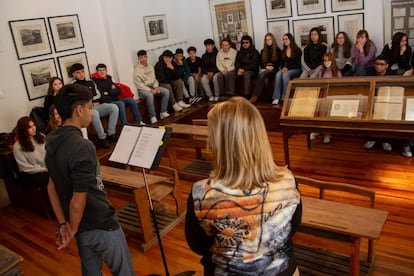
[
  {"xmin": 48, "ymin": 14, "xmax": 84, "ymax": 52},
  {"xmin": 20, "ymin": 58, "xmax": 57, "ymax": 100},
  {"xmin": 338, "ymin": 13, "xmax": 364, "ymax": 44},
  {"xmin": 57, "ymin": 52, "xmax": 90, "ymax": 85},
  {"xmin": 297, "ymin": 0, "xmax": 325, "ymax": 16},
  {"xmin": 267, "ymin": 20, "xmax": 290, "ymax": 46},
  {"xmin": 293, "ymin": 17, "xmax": 334, "ymax": 48},
  {"xmin": 209, "ymin": 0, "xmax": 254, "ymax": 48},
  {"xmin": 143, "ymin": 14, "xmax": 169, "ymax": 42},
  {"xmin": 9, "ymin": 18, "xmax": 52, "ymax": 60},
  {"xmin": 331, "ymin": 0, "xmax": 364, "ymax": 12},
  {"xmin": 265, "ymin": 0, "xmax": 292, "ymax": 19}
]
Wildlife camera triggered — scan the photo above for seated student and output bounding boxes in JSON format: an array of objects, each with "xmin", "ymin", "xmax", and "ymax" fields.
[
  {"xmin": 272, "ymin": 33, "xmax": 302, "ymax": 105},
  {"xmin": 235, "ymin": 35, "xmax": 260, "ymax": 97},
  {"xmin": 381, "ymin": 32, "xmax": 412, "ymax": 75},
  {"xmin": 155, "ymin": 50, "xmax": 191, "ymax": 110},
  {"xmin": 331, "ymin": 31, "xmax": 353, "ymax": 76},
  {"xmin": 70, "ymin": 63, "xmax": 119, "ymax": 149},
  {"xmin": 216, "ymin": 37, "xmax": 237, "ymax": 97},
  {"xmin": 351, "ymin": 30, "xmax": 377, "ymax": 76},
  {"xmin": 45, "ymin": 104, "xmax": 62, "ymax": 134},
  {"xmin": 201, "ymin": 38, "xmax": 220, "ymax": 102},
  {"xmin": 300, "ymin": 27, "xmax": 328, "ymax": 78},
  {"xmin": 174, "ymin": 48, "xmax": 191, "ymax": 100},
  {"xmin": 44, "ymin": 77, "xmax": 63, "ymax": 113},
  {"xmin": 134, "ymin": 49, "xmax": 170, "ymax": 124},
  {"xmin": 13, "ymin": 116, "xmax": 48, "ymax": 188},
  {"xmin": 364, "ymin": 54, "xmax": 393, "ymax": 152},
  {"xmin": 185, "ymin": 97, "xmax": 302, "ymax": 275},
  {"xmin": 92, "ymin": 63, "xmax": 144, "ymax": 126},
  {"xmin": 186, "ymin": 46, "xmax": 204, "ymax": 103},
  {"xmin": 250, "ymin": 33, "xmax": 281, "ymax": 103}
]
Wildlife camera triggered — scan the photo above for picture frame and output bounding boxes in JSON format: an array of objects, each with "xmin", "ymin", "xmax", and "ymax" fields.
[
  {"xmin": 209, "ymin": 0, "xmax": 254, "ymax": 48},
  {"xmin": 297, "ymin": 0, "xmax": 325, "ymax": 16},
  {"xmin": 143, "ymin": 14, "xmax": 168, "ymax": 42},
  {"xmin": 331, "ymin": 0, "xmax": 364, "ymax": 12},
  {"xmin": 265, "ymin": 0, "xmax": 292, "ymax": 19},
  {"xmin": 338, "ymin": 13, "xmax": 364, "ymax": 44},
  {"xmin": 383, "ymin": 0, "xmax": 414, "ymax": 46},
  {"xmin": 267, "ymin": 20, "xmax": 290, "ymax": 46},
  {"xmin": 48, "ymin": 14, "xmax": 84, "ymax": 52},
  {"xmin": 20, "ymin": 58, "xmax": 57, "ymax": 101},
  {"xmin": 9, "ymin": 18, "xmax": 52, "ymax": 60},
  {"xmin": 293, "ymin": 17, "xmax": 334, "ymax": 48},
  {"xmin": 57, "ymin": 52, "xmax": 90, "ymax": 85}
]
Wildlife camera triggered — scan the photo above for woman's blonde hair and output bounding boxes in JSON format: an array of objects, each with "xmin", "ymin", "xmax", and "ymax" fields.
[{"xmin": 207, "ymin": 97, "xmax": 282, "ymax": 190}]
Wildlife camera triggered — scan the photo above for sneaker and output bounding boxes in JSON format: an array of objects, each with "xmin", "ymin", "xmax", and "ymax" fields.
[
  {"xmin": 194, "ymin": 97, "xmax": 203, "ymax": 104},
  {"xmin": 189, "ymin": 97, "xmax": 196, "ymax": 105},
  {"xmin": 249, "ymin": 95, "xmax": 257, "ymax": 103},
  {"xmin": 178, "ymin": 100, "xmax": 191, "ymax": 108},
  {"xmin": 137, "ymin": 121, "xmax": 146, "ymax": 126},
  {"xmin": 402, "ymin": 145, "xmax": 412, "ymax": 158},
  {"xmin": 107, "ymin": 134, "xmax": 118, "ymax": 142},
  {"xmin": 214, "ymin": 97, "xmax": 219, "ymax": 102},
  {"xmin": 310, "ymin": 133, "xmax": 319, "ymax": 140},
  {"xmin": 208, "ymin": 96, "xmax": 215, "ymax": 102},
  {"xmin": 150, "ymin": 116, "xmax": 158, "ymax": 124},
  {"xmin": 160, "ymin": 112, "xmax": 170, "ymax": 119},
  {"xmin": 99, "ymin": 138, "xmax": 110, "ymax": 149},
  {"xmin": 382, "ymin": 143, "xmax": 392, "ymax": 152},
  {"xmin": 172, "ymin": 103, "xmax": 183, "ymax": 112},
  {"xmin": 323, "ymin": 134, "xmax": 331, "ymax": 144},
  {"xmin": 272, "ymin": 99, "xmax": 279, "ymax": 105},
  {"xmin": 364, "ymin": 140, "xmax": 376, "ymax": 150}
]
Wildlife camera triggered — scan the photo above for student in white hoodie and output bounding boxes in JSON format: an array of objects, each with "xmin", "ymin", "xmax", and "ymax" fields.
[{"xmin": 216, "ymin": 37, "xmax": 237, "ymax": 97}]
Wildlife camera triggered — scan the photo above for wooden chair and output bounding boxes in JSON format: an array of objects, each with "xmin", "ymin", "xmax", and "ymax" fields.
[{"xmin": 294, "ymin": 176, "xmax": 377, "ymax": 276}]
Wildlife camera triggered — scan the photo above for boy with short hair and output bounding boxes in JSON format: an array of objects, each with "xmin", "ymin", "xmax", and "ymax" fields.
[{"xmin": 186, "ymin": 46, "xmax": 204, "ymax": 103}]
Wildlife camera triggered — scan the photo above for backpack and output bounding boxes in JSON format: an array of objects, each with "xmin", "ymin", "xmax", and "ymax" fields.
[{"xmin": 0, "ymin": 132, "xmax": 15, "ymax": 152}]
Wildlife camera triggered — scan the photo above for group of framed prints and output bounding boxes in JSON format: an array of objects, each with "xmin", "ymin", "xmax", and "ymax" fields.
[
  {"xmin": 266, "ymin": 0, "xmax": 364, "ymax": 48},
  {"xmin": 9, "ymin": 14, "xmax": 87, "ymax": 101}
]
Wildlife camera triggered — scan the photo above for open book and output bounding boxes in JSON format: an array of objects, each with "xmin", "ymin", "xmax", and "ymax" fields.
[
  {"xmin": 373, "ymin": 86, "xmax": 404, "ymax": 120},
  {"xmin": 109, "ymin": 125, "xmax": 168, "ymax": 169},
  {"xmin": 288, "ymin": 87, "xmax": 320, "ymax": 117}
]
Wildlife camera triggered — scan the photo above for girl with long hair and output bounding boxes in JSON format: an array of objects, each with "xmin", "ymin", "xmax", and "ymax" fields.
[
  {"xmin": 44, "ymin": 77, "xmax": 63, "ymax": 113},
  {"xmin": 331, "ymin": 31, "xmax": 353, "ymax": 76},
  {"xmin": 300, "ymin": 27, "xmax": 328, "ymax": 78},
  {"xmin": 381, "ymin": 31, "xmax": 412, "ymax": 75},
  {"xmin": 351, "ymin": 29, "xmax": 377, "ymax": 76}
]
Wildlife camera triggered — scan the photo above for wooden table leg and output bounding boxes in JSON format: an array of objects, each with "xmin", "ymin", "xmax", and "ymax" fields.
[
  {"xmin": 350, "ymin": 237, "xmax": 361, "ymax": 276},
  {"xmin": 282, "ymin": 131, "xmax": 291, "ymax": 168},
  {"xmin": 133, "ymin": 187, "xmax": 154, "ymax": 244}
]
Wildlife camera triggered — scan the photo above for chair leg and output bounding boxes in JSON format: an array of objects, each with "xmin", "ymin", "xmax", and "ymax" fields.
[
  {"xmin": 350, "ymin": 237, "xmax": 361, "ymax": 276},
  {"xmin": 367, "ymin": 239, "xmax": 374, "ymax": 263}
]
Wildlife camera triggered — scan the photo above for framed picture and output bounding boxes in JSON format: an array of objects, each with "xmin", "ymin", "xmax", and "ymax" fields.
[
  {"xmin": 338, "ymin": 13, "xmax": 364, "ymax": 44},
  {"xmin": 267, "ymin": 20, "xmax": 290, "ymax": 46},
  {"xmin": 9, "ymin": 18, "xmax": 52, "ymax": 60},
  {"xmin": 20, "ymin": 58, "xmax": 57, "ymax": 100},
  {"xmin": 48, "ymin": 14, "xmax": 84, "ymax": 52},
  {"xmin": 293, "ymin": 17, "xmax": 334, "ymax": 48},
  {"xmin": 143, "ymin": 14, "xmax": 168, "ymax": 42},
  {"xmin": 265, "ymin": 0, "xmax": 292, "ymax": 19},
  {"xmin": 209, "ymin": 0, "xmax": 254, "ymax": 48},
  {"xmin": 331, "ymin": 0, "xmax": 364, "ymax": 12},
  {"xmin": 384, "ymin": 0, "xmax": 414, "ymax": 46},
  {"xmin": 57, "ymin": 52, "xmax": 90, "ymax": 85},
  {"xmin": 297, "ymin": 0, "xmax": 325, "ymax": 16}
]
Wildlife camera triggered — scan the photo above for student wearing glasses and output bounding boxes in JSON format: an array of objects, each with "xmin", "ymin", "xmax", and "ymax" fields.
[
  {"xmin": 235, "ymin": 35, "xmax": 260, "ymax": 98},
  {"xmin": 331, "ymin": 32, "xmax": 353, "ymax": 76}
]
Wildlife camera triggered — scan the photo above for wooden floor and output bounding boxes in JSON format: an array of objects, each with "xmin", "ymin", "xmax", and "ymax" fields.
[{"xmin": 1, "ymin": 103, "xmax": 414, "ymax": 275}]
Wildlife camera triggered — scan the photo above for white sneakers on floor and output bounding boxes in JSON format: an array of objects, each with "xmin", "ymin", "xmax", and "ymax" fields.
[
  {"xmin": 178, "ymin": 100, "xmax": 191, "ymax": 108},
  {"xmin": 160, "ymin": 112, "xmax": 170, "ymax": 119},
  {"xmin": 272, "ymin": 99, "xmax": 279, "ymax": 105},
  {"xmin": 172, "ymin": 103, "xmax": 183, "ymax": 112},
  {"xmin": 150, "ymin": 116, "xmax": 158, "ymax": 124}
]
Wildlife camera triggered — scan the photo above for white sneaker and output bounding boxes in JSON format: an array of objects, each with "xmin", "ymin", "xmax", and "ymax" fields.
[
  {"xmin": 214, "ymin": 97, "xmax": 219, "ymax": 102},
  {"xmin": 138, "ymin": 121, "xmax": 146, "ymax": 126},
  {"xmin": 402, "ymin": 145, "xmax": 412, "ymax": 158},
  {"xmin": 272, "ymin": 99, "xmax": 279, "ymax": 105},
  {"xmin": 172, "ymin": 103, "xmax": 183, "ymax": 112},
  {"xmin": 194, "ymin": 97, "xmax": 203, "ymax": 104},
  {"xmin": 382, "ymin": 143, "xmax": 392, "ymax": 152},
  {"xmin": 364, "ymin": 140, "xmax": 376, "ymax": 150},
  {"xmin": 209, "ymin": 97, "xmax": 215, "ymax": 102},
  {"xmin": 178, "ymin": 100, "xmax": 191, "ymax": 108},
  {"xmin": 150, "ymin": 116, "xmax": 158, "ymax": 124},
  {"xmin": 323, "ymin": 134, "xmax": 331, "ymax": 144},
  {"xmin": 160, "ymin": 112, "xmax": 170, "ymax": 119},
  {"xmin": 310, "ymin": 133, "xmax": 319, "ymax": 140}
]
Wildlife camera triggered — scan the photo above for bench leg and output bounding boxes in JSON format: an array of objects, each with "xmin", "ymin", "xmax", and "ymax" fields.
[
  {"xmin": 133, "ymin": 188, "xmax": 154, "ymax": 244},
  {"xmin": 350, "ymin": 237, "xmax": 361, "ymax": 276}
]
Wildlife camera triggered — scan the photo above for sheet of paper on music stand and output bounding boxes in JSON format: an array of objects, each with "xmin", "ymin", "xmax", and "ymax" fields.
[
  {"xmin": 288, "ymin": 87, "xmax": 320, "ymax": 117},
  {"xmin": 109, "ymin": 125, "xmax": 142, "ymax": 164},
  {"xmin": 330, "ymin": 99, "xmax": 360, "ymax": 117}
]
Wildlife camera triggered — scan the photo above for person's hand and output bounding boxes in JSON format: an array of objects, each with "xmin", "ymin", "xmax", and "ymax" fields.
[
  {"xmin": 356, "ymin": 42, "xmax": 364, "ymax": 52},
  {"xmin": 237, "ymin": 68, "xmax": 244, "ymax": 76},
  {"xmin": 194, "ymin": 74, "xmax": 201, "ymax": 81},
  {"xmin": 207, "ymin": 72, "xmax": 214, "ymax": 78},
  {"xmin": 265, "ymin": 65, "xmax": 274, "ymax": 71},
  {"xmin": 104, "ymin": 91, "xmax": 109, "ymax": 95},
  {"xmin": 151, "ymin": 88, "xmax": 160, "ymax": 94},
  {"xmin": 111, "ymin": 84, "xmax": 117, "ymax": 89},
  {"xmin": 281, "ymin": 67, "xmax": 288, "ymax": 73},
  {"xmin": 56, "ymin": 223, "xmax": 75, "ymax": 250},
  {"xmin": 166, "ymin": 61, "xmax": 174, "ymax": 70}
]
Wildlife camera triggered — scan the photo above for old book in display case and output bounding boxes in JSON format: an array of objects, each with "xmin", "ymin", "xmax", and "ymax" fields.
[{"xmin": 288, "ymin": 87, "xmax": 320, "ymax": 117}]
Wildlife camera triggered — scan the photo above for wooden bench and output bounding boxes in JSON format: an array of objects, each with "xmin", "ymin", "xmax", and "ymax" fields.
[
  {"xmin": 294, "ymin": 176, "xmax": 388, "ymax": 276},
  {"xmin": 0, "ymin": 244, "xmax": 23, "ymax": 276},
  {"xmin": 100, "ymin": 165, "xmax": 185, "ymax": 251}
]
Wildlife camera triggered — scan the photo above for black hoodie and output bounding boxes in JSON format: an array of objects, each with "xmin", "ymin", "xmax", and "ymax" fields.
[{"xmin": 45, "ymin": 126, "xmax": 118, "ymax": 233}]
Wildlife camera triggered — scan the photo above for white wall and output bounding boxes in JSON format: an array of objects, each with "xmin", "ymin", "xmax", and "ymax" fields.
[{"xmin": 0, "ymin": 0, "xmax": 386, "ymax": 132}]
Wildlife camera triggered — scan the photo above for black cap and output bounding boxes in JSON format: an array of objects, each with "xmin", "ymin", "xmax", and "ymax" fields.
[
  {"xmin": 162, "ymin": 50, "xmax": 174, "ymax": 57},
  {"xmin": 204, "ymin": 38, "xmax": 215, "ymax": 45},
  {"xmin": 69, "ymin": 63, "xmax": 84, "ymax": 75},
  {"xmin": 137, "ymin": 50, "xmax": 147, "ymax": 57}
]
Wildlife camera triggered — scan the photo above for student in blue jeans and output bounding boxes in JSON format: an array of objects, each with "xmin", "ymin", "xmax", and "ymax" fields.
[{"xmin": 272, "ymin": 33, "xmax": 302, "ymax": 105}]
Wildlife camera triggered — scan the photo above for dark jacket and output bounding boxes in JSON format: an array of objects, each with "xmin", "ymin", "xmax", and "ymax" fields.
[
  {"xmin": 91, "ymin": 73, "xmax": 120, "ymax": 102},
  {"xmin": 73, "ymin": 79, "xmax": 111, "ymax": 104},
  {"xmin": 187, "ymin": 56, "xmax": 202, "ymax": 74},
  {"xmin": 45, "ymin": 126, "xmax": 119, "ymax": 233},
  {"xmin": 201, "ymin": 47, "xmax": 219, "ymax": 74},
  {"xmin": 281, "ymin": 48, "xmax": 302, "ymax": 71},
  {"xmin": 381, "ymin": 42, "xmax": 412, "ymax": 70},
  {"xmin": 303, "ymin": 43, "xmax": 328, "ymax": 70},
  {"xmin": 154, "ymin": 56, "xmax": 181, "ymax": 83},
  {"xmin": 175, "ymin": 59, "xmax": 191, "ymax": 83},
  {"xmin": 235, "ymin": 45, "xmax": 260, "ymax": 72},
  {"xmin": 260, "ymin": 45, "xmax": 282, "ymax": 71}
]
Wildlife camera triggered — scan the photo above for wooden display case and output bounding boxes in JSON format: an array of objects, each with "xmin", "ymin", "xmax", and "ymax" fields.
[{"xmin": 280, "ymin": 76, "xmax": 414, "ymax": 166}]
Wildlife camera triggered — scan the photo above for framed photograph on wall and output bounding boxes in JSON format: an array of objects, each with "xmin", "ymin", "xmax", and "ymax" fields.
[
  {"xmin": 143, "ymin": 14, "xmax": 168, "ymax": 42},
  {"xmin": 267, "ymin": 20, "xmax": 289, "ymax": 46},
  {"xmin": 384, "ymin": 0, "xmax": 414, "ymax": 46},
  {"xmin": 209, "ymin": 0, "xmax": 254, "ymax": 48},
  {"xmin": 57, "ymin": 52, "xmax": 89, "ymax": 85},
  {"xmin": 297, "ymin": 0, "xmax": 325, "ymax": 16},
  {"xmin": 9, "ymin": 18, "xmax": 52, "ymax": 60},
  {"xmin": 48, "ymin": 14, "xmax": 84, "ymax": 52},
  {"xmin": 331, "ymin": 0, "xmax": 364, "ymax": 12},
  {"xmin": 338, "ymin": 13, "xmax": 364, "ymax": 44},
  {"xmin": 20, "ymin": 58, "xmax": 57, "ymax": 100},
  {"xmin": 293, "ymin": 17, "xmax": 334, "ymax": 48},
  {"xmin": 265, "ymin": 0, "xmax": 292, "ymax": 19}
]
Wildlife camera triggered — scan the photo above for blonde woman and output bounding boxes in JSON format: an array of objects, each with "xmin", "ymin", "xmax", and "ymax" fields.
[{"xmin": 185, "ymin": 97, "xmax": 302, "ymax": 275}]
